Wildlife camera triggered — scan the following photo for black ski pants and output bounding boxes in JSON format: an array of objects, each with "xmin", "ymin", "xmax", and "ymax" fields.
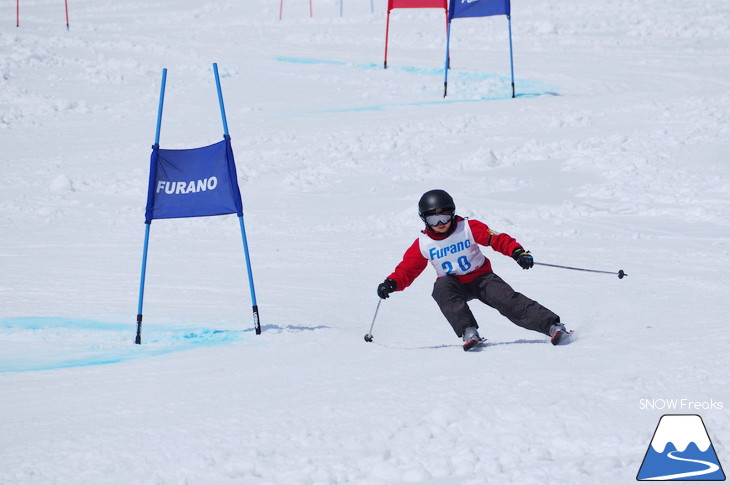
[{"xmin": 431, "ymin": 272, "xmax": 560, "ymax": 338}]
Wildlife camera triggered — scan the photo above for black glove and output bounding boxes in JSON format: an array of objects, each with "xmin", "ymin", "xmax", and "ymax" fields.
[
  {"xmin": 512, "ymin": 248, "xmax": 534, "ymax": 269},
  {"xmin": 377, "ymin": 278, "xmax": 397, "ymax": 299}
]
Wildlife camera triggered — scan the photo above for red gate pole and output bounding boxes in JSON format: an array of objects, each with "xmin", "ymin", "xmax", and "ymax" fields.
[
  {"xmin": 64, "ymin": 0, "xmax": 70, "ymax": 29},
  {"xmin": 383, "ymin": 9, "xmax": 391, "ymax": 69}
]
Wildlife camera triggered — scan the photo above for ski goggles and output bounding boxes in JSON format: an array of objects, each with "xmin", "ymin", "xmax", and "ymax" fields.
[{"xmin": 424, "ymin": 211, "xmax": 454, "ymax": 227}]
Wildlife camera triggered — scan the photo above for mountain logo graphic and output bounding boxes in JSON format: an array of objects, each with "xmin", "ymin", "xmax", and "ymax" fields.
[{"xmin": 637, "ymin": 414, "xmax": 726, "ymax": 481}]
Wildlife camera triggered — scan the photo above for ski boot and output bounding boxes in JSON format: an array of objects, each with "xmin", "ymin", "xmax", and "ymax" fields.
[{"xmin": 549, "ymin": 323, "xmax": 573, "ymax": 346}]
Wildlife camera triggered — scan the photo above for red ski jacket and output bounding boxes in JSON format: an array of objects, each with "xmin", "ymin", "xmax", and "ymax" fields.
[{"xmin": 387, "ymin": 217, "xmax": 523, "ymax": 291}]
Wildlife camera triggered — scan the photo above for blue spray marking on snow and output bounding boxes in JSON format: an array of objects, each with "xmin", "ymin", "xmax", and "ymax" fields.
[
  {"xmin": 274, "ymin": 57, "xmax": 442, "ymax": 75},
  {"xmin": 0, "ymin": 317, "xmax": 247, "ymax": 373},
  {"xmin": 314, "ymin": 91, "xmax": 551, "ymax": 114},
  {"xmin": 272, "ymin": 56, "xmax": 558, "ymax": 113},
  {"xmin": 275, "ymin": 57, "xmax": 349, "ymax": 66}
]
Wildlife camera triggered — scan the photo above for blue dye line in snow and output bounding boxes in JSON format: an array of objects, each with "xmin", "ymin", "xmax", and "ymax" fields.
[
  {"xmin": 273, "ymin": 56, "xmax": 558, "ymax": 113},
  {"xmin": 274, "ymin": 57, "xmax": 442, "ymax": 76},
  {"xmin": 275, "ymin": 57, "xmax": 351, "ymax": 66},
  {"xmin": 275, "ymin": 56, "xmax": 509, "ymax": 79},
  {"xmin": 315, "ymin": 91, "xmax": 549, "ymax": 113},
  {"xmin": 0, "ymin": 317, "xmax": 246, "ymax": 373}
]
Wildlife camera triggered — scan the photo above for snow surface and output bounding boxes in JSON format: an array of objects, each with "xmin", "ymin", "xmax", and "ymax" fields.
[{"xmin": 1, "ymin": 0, "xmax": 729, "ymax": 483}]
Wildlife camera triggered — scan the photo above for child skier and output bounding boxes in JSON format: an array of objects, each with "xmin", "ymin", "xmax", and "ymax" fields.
[{"xmin": 376, "ymin": 189, "xmax": 570, "ymax": 351}]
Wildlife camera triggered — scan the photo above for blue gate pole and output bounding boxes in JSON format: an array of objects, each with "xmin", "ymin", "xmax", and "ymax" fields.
[
  {"xmin": 443, "ymin": 20, "xmax": 452, "ymax": 97},
  {"xmin": 213, "ymin": 63, "xmax": 262, "ymax": 335},
  {"xmin": 135, "ymin": 223, "xmax": 151, "ymax": 344},
  {"xmin": 238, "ymin": 215, "xmax": 261, "ymax": 334},
  {"xmin": 213, "ymin": 63, "xmax": 230, "ymax": 136},
  {"xmin": 136, "ymin": 67, "xmax": 167, "ymax": 345},
  {"xmin": 508, "ymin": 15, "xmax": 515, "ymax": 98}
]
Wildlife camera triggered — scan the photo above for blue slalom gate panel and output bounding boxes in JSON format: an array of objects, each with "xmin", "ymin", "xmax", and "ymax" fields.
[
  {"xmin": 449, "ymin": 0, "xmax": 509, "ymax": 19},
  {"xmin": 145, "ymin": 138, "xmax": 243, "ymax": 222}
]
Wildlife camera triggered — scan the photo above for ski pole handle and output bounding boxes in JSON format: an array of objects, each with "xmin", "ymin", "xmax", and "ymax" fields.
[{"xmin": 535, "ymin": 262, "xmax": 627, "ymax": 279}]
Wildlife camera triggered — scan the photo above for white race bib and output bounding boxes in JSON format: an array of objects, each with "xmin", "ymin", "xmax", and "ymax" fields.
[{"xmin": 419, "ymin": 219, "xmax": 486, "ymax": 277}]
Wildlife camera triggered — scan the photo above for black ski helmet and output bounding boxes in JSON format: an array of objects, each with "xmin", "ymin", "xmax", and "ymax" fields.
[{"xmin": 418, "ymin": 189, "xmax": 455, "ymax": 224}]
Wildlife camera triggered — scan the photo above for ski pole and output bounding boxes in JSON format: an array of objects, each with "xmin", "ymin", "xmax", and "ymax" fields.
[
  {"xmin": 364, "ymin": 299, "xmax": 382, "ymax": 342},
  {"xmin": 535, "ymin": 262, "xmax": 627, "ymax": 279}
]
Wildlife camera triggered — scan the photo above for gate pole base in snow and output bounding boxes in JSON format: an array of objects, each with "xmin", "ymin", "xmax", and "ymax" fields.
[
  {"xmin": 508, "ymin": 15, "xmax": 515, "ymax": 98},
  {"xmin": 135, "ymin": 314, "xmax": 143, "ymax": 345}
]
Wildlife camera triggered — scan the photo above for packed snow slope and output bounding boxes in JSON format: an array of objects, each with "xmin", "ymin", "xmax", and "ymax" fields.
[{"xmin": 1, "ymin": 0, "xmax": 729, "ymax": 483}]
